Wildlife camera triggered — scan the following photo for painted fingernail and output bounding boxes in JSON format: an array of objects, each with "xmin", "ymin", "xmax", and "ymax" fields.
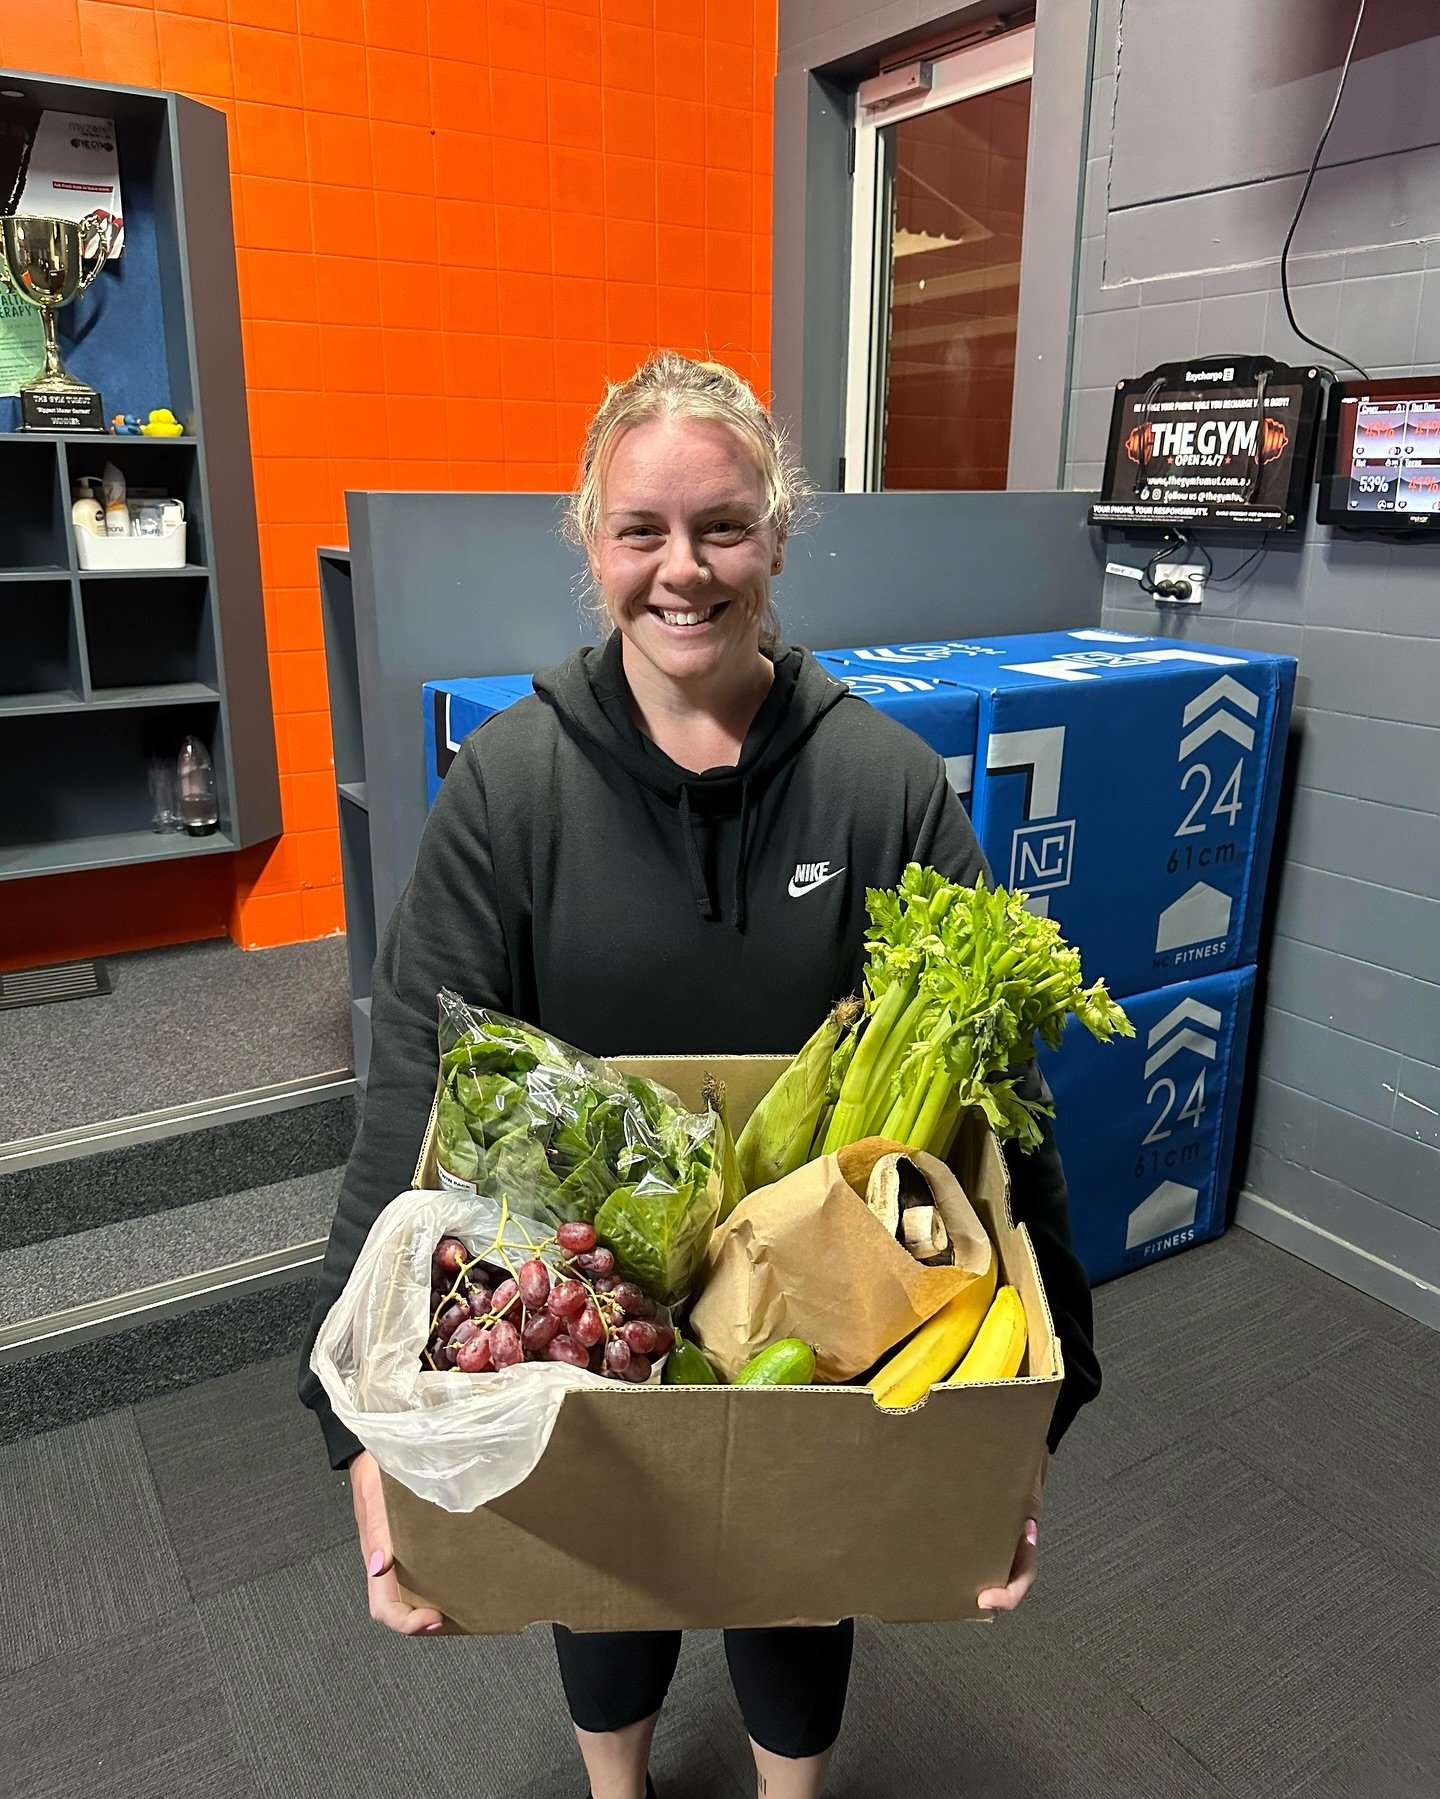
[
  {"xmin": 367, "ymin": 1549, "xmax": 385, "ymax": 1576},
  {"xmin": 1025, "ymin": 1520, "xmax": 1038, "ymax": 1546},
  {"xmin": 424, "ymin": 1621, "xmax": 443, "ymax": 1633}
]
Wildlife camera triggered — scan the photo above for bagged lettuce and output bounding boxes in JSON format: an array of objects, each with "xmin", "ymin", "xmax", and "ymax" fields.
[{"xmin": 433, "ymin": 992, "xmax": 728, "ymax": 1306}]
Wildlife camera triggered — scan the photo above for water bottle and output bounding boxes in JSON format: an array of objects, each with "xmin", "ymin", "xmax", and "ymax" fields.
[{"xmin": 176, "ymin": 735, "xmax": 219, "ymax": 836}]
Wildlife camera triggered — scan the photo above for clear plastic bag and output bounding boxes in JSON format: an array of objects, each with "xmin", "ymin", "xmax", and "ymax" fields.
[
  {"xmin": 433, "ymin": 992, "xmax": 728, "ymax": 1306},
  {"xmin": 312, "ymin": 1187, "xmax": 621, "ymax": 1512}
]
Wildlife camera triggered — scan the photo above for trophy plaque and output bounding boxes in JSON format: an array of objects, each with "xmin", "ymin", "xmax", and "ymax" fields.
[{"xmin": 0, "ymin": 211, "xmax": 112, "ymax": 431}]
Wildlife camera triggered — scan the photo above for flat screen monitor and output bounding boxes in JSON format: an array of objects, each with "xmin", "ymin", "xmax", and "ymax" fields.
[{"xmin": 1318, "ymin": 376, "xmax": 1440, "ymax": 530}]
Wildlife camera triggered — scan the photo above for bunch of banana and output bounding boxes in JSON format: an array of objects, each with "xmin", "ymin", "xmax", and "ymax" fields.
[
  {"xmin": 946, "ymin": 1285, "xmax": 1027, "ymax": 1385},
  {"xmin": 868, "ymin": 1264, "xmax": 1028, "ymax": 1408},
  {"xmin": 868, "ymin": 1250, "xmax": 996, "ymax": 1408}
]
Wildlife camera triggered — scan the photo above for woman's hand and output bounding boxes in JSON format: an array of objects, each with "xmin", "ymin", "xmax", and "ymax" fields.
[
  {"xmin": 977, "ymin": 1448, "xmax": 1048, "ymax": 1615},
  {"xmin": 349, "ymin": 1449, "xmax": 446, "ymax": 1635}
]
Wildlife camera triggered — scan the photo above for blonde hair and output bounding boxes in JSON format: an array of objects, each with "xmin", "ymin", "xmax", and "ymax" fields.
[{"xmin": 562, "ymin": 352, "xmax": 815, "ymax": 643}]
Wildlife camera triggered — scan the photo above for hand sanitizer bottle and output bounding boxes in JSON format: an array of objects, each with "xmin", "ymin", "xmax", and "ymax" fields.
[{"xmin": 176, "ymin": 735, "xmax": 219, "ymax": 836}]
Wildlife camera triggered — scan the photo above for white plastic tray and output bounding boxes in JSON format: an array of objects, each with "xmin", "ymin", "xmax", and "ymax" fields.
[{"xmin": 76, "ymin": 521, "xmax": 188, "ymax": 570}]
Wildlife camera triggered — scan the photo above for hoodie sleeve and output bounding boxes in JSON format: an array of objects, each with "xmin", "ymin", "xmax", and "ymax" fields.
[
  {"xmin": 909, "ymin": 768, "xmax": 1102, "ymax": 1453},
  {"xmin": 297, "ymin": 737, "xmax": 512, "ymax": 1469}
]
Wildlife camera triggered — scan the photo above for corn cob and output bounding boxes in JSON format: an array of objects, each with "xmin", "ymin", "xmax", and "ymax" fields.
[
  {"xmin": 868, "ymin": 1248, "xmax": 998, "ymax": 1408},
  {"xmin": 703, "ymin": 1074, "xmax": 747, "ymax": 1223},
  {"xmin": 736, "ymin": 997, "xmax": 860, "ymax": 1191},
  {"xmin": 946, "ymin": 1284, "xmax": 1027, "ymax": 1384}
]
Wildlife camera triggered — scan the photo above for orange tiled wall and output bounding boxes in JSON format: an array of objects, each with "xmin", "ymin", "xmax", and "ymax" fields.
[{"xmin": 0, "ymin": 0, "xmax": 775, "ymax": 969}]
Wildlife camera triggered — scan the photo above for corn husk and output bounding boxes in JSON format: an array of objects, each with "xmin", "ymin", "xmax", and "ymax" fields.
[{"xmin": 734, "ymin": 997, "xmax": 860, "ymax": 1192}]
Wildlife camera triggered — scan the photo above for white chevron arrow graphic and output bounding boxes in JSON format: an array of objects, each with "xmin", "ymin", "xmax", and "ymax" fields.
[
  {"xmin": 1144, "ymin": 1026, "xmax": 1220, "ymax": 1078},
  {"xmin": 1147, "ymin": 997, "xmax": 1224, "ymax": 1047},
  {"xmin": 1183, "ymin": 675, "xmax": 1261, "ymax": 726},
  {"xmin": 1179, "ymin": 710, "xmax": 1256, "ymax": 759}
]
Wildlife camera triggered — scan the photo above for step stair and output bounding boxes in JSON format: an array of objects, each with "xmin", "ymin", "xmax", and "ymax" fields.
[{"xmin": 0, "ymin": 1072, "xmax": 356, "ymax": 1443}]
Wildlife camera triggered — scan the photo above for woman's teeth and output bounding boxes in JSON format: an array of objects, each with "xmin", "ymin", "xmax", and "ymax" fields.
[{"xmin": 656, "ymin": 605, "xmax": 718, "ymax": 627}]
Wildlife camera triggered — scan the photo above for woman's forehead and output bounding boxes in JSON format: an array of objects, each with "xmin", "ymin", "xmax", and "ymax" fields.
[{"xmin": 601, "ymin": 416, "xmax": 765, "ymax": 507}]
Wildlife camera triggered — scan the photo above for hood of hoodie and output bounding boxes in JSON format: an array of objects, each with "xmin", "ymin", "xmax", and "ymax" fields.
[{"xmin": 532, "ymin": 632, "xmax": 847, "ymax": 927}]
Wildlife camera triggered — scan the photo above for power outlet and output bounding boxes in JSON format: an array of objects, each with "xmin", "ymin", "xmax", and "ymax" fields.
[{"xmin": 1152, "ymin": 562, "xmax": 1207, "ymax": 592}]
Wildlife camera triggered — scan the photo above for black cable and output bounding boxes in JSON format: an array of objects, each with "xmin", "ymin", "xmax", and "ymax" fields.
[
  {"xmin": 1142, "ymin": 529, "xmax": 1267, "ymax": 601},
  {"xmin": 1131, "ymin": 375, "xmax": 1166, "ymax": 498},
  {"xmin": 1138, "ymin": 529, "xmax": 1184, "ymax": 595},
  {"xmin": 1279, "ymin": 0, "xmax": 1372, "ymax": 378},
  {"xmin": 1207, "ymin": 535, "xmax": 1272, "ymax": 588},
  {"xmin": 1248, "ymin": 368, "xmax": 1271, "ymax": 504}
]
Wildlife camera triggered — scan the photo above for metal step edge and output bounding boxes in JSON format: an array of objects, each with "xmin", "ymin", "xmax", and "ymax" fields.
[
  {"xmin": 0, "ymin": 1238, "xmax": 327, "ymax": 1363},
  {"xmin": 0, "ymin": 1070, "xmax": 357, "ymax": 1176}
]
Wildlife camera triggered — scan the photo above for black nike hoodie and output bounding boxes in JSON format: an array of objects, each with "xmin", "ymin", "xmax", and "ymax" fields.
[{"xmin": 298, "ymin": 635, "xmax": 1100, "ymax": 1466}]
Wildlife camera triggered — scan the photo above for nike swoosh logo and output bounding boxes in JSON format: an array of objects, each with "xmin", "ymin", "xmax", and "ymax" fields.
[{"xmin": 788, "ymin": 866, "xmax": 846, "ymax": 898}]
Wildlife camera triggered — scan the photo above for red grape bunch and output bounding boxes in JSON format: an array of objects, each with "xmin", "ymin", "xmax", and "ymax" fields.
[{"xmin": 421, "ymin": 1220, "xmax": 675, "ymax": 1383}]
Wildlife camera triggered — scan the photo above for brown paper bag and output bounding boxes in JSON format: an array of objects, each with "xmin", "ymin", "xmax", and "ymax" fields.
[{"xmin": 688, "ymin": 1149, "xmax": 992, "ymax": 1382}]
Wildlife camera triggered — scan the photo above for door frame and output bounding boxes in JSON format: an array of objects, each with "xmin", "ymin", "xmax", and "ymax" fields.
[
  {"xmin": 771, "ymin": 0, "xmax": 1096, "ymax": 494},
  {"xmin": 842, "ymin": 25, "xmax": 1037, "ymax": 493}
]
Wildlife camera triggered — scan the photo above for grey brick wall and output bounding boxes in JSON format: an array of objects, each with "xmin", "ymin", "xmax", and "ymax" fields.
[{"xmin": 1069, "ymin": 0, "xmax": 1440, "ymax": 1321}]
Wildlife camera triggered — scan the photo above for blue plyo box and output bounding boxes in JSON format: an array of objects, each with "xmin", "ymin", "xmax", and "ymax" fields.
[
  {"xmin": 818, "ymin": 630, "xmax": 1295, "ymax": 1001},
  {"xmin": 1038, "ymin": 965, "xmax": 1256, "ymax": 1283},
  {"xmin": 423, "ymin": 675, "xmax": 534, "ymax": 805}
]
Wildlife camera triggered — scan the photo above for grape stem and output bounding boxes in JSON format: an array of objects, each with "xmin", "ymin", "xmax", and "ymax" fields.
[
  {"xmin": 427, "ymin": 1207, "xmax": 629, "ymax": 1361},
  {"xmin": 429, "ymin": 1196, "xmax": 529, "ymax": 1334}
]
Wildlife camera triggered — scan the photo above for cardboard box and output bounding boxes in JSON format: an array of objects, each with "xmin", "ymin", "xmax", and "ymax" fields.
[
  {"xmin": 817, "ymin": 630, "xmax": 1296, "ymax": 1001},
  {"xmin": 383, "ymin": 1055, "xmax": 1061, "ymax": 1634},
  {"xmin": 1039, "ymin": 965, "xmax": 1256, "ymax": 1283}
]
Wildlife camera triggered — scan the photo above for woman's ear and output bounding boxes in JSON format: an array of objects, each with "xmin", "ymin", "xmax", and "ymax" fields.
[{"xmin": 771, "ymin": 533, "xmax": 786, "ymax": 577}]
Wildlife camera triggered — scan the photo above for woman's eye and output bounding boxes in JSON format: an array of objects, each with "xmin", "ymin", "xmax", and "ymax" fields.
[
  {"xmin": 706, "ymin": 521, "xmax": 749, "ymax": 541},
  {"xmin": 619, "ymin": 526, "xmax": 660, "ymax": 542}
]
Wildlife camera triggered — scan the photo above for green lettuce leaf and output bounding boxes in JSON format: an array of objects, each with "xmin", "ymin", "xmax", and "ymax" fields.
[
  {"xmin": 595, "ymin": 1170, "xmax": 719, "ymax": 1307},
  {"xmin": 485, "ymin": 1128, "xmax": 561, "ymax": 1219},
  {"xmin": 436, "ymin": 1087, "xmax": 480, "ymax": 1183}
]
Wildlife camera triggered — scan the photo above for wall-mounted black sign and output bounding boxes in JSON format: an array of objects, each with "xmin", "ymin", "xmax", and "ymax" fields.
[{"xmin": 1090, "ymin": 355, "xmax": 1325, "ymax": 531}]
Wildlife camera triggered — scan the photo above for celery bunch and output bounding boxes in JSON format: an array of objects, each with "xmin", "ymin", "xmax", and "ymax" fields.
[{"xmin": 818, "ymin": 865, "xmax": 1133, "ymax": 1160}]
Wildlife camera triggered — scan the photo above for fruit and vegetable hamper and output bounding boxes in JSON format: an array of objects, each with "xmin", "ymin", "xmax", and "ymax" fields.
[{"xmin": 312, "ymin": 867, "xmax": 1132, "ymax": 1633}]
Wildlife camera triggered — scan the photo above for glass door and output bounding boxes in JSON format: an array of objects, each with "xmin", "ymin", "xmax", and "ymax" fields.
[{"xmin": 844, "ymin": 27, "xmax": 1035, "ymax": 492}]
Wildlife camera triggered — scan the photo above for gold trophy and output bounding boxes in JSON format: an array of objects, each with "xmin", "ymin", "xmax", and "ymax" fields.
[{"xmin": 0, "ymin": 212, "xmax": 112, "ymax": 431}]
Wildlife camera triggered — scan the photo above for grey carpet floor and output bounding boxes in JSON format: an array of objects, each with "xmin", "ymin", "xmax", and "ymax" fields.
[
  {"xmin": 0, "ymin": 937, "xmax": 352, "ymax": 1143},
  {"xmin": 2, "ymin": 1227, "xmax": 1437, "ymax": 1799}
]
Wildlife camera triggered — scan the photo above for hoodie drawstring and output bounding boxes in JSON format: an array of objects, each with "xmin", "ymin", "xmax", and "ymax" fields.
[
  {"xmin": 679, "ymin": 777, "xmax": 755, "ymax": 928},
  {"xmin": 731, "ymin": 775, "xmax": 754, "ymax": 931},
  {"xmin": 531, "ymin": 637, "xmax": 841, "ymax": 935},
  {"xmin": 677, "ymin": 785, "xmax": 717, "ymax": 921}
]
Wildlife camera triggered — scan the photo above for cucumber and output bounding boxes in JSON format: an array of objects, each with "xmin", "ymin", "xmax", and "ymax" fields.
[
  {"xmin": 733, "ymin": 1338, "xmax": 816, "ymax": 1386},
  {"xmin": 662, "ymin": 1336, "xmax": 723, "ymax": 1386}
]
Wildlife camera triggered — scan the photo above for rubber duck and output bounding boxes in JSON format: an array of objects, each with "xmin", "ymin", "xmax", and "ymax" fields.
[
  {"xmin": 140, "ymin": 407, "xmax": 184, "ymax": 437},
  {"xmin": 110, "ymin": 413, "xmax": 143, "ymax": 435}
]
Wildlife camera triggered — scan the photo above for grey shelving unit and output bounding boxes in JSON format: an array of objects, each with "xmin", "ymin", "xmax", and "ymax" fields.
[
  {"xmin": 317, "ymin": 546, "xmax": 375, "ymax": 1079},
  {"xmin": 0, "ymin": 68, "xmax": 278, "ymax": 879}
]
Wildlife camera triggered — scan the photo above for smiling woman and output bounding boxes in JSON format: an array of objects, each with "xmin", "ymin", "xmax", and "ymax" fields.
[
  {"xmin": 561, "ymin": 353, "xmax": 815, "ymax": 771},
  {"xmin": 299, "ymin": 350, "xmax": 1099, "ymax": 1799}
]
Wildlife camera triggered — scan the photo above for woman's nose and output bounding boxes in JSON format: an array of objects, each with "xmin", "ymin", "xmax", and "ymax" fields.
[{"xmin": 660, "ymin": 534, "xmax": 709, "ymax": 591}]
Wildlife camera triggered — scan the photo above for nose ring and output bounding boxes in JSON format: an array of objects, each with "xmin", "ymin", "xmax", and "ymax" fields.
[{"xmin": 696, "ymin": 566, "xmax": 712, "ymax": 583}]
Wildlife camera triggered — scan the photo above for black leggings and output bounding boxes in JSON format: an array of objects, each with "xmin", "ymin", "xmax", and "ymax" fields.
[{"xmin": 553, "ymin": 1621, "xmax": 854, "ymax": 1760}]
